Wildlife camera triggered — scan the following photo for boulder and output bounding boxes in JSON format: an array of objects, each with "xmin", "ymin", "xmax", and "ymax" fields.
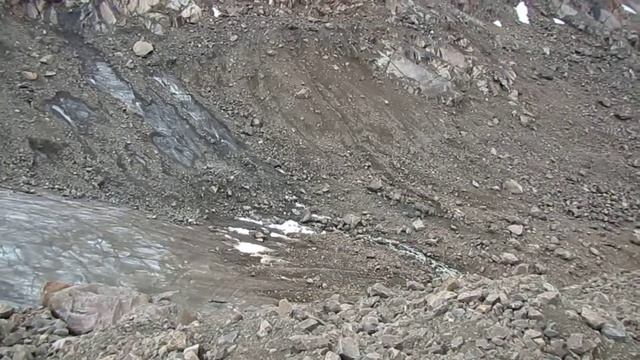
[{"xmin": 42, "ymin": 282, "xmax": 154, "ymax": 334}]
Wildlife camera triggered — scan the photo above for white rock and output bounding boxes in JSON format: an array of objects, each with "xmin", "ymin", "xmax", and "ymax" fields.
[
  {"xmin": 500, "ymin": 252, "xmax": 520, "ymax": 265},
  {"xmin": 180, "ymin": 4, "xmax": 202, "ymax": 24},
  {"xmin": 133, "ymin": 40, "xmax": 154, "ymax": 57},
  {"xmin": 502, "ymin": 179, "xmax": 523, "ymax": 194},
  {"xmin": 507, "ymin": 224, "xmax": 524, "ymax": 236}
]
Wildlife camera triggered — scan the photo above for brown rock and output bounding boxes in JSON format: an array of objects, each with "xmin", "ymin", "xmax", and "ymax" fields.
[{"xmin": 43, "ymin": 283, "xmax": 153, "ymax": 334}]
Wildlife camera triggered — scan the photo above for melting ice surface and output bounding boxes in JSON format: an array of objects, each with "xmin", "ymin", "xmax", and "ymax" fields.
[{"xmin": 515, "ymin": 1, "xmax": 530, "ymax": 24}]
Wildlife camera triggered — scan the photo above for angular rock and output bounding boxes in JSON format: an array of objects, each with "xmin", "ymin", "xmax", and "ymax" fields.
[
  {"xmin": 406, "ymin": 280, "xmax": 425, "ymax": 291},
  {"xmin": 500, "ymin": 252, "xmax": 520, "ymax": 265},
  {"xmin": 42, "ymin": 283, "xmax": 155, "ymax": 335},
  {"xmin": 256, "ymin": 320, "xmax": 272, "ymax": 338},
  {"xmin": 457, "ymin": 289, "xmax": 483, "ymax": 303},
  {"xmin": 295, "ymin": 87, "xmax": 311, "ymax": 99},
  {"xmin": 503, "ymin": 179, "xmax": 523, "ymax": 194},
  {"xmin": 450, "ymin": 336, "xmax": 464, "ymax": 350},
  {"xmin": 486, "ymin": 325, "xmax": 511, "ymax": 339},
  {"xmin": 184, "ymin": 344, "xmax": 200, "ymax": 360},
  {"xmin": 412, "ymin": 219, "xmax": 425, "ymax": 231},
  {"xmin": 367, "ymin": 283, "xmax": 394, "ymax": 298},
  {"xmin": 580, "ymin": 307, "xmax": 606, "ymax": 330},
  {"xmin": 289, "ymin": 335, "xmax": 329, "ymax": 352},
  {"xmin": 325, "ymin": 352, "xmax": 341, "ymax": 360},
  {"xmin": 507, "ymin": 224, "xmax": 524, "ymax": 236},
  {"xmin": 361, "ymin": 315, "xmax": 379, "ymax": 334},
  {"xmin": 553, "ymin": 248, "xmax": 574, "ymax": 261},
  {"xmin": 337, "ymin": 337, "xmax": 360, "ymax": 360},
  {"xmin": 133, "ymin": 40, "xmax": 154, "ymax": 57},
  {"xmin": 21, "ymin": 71, "xmax": 38, "ymax": 81},
  {"xmin": 600, "ymin": 322, "xmax": 626, "ymax": 341},
  {"xmin": 367, "ymin": 178, "xmax": 384, "ymax": 192},
  {"xmin": 566, "ymin": 333, "xmax": 589, "ymax": 355},
  {"xmin": 297, "ymin": 318, "xmax": 320, "ymax": 332},
  {"xmin": 180, "ymin": 4, "xmax": 202, "ymax": 23},
  {"xmin": 0, "ymin": 303, "xmax": 14, "ymax": 319},
  {"xmin": 278, "ymin": 299, "xmax": 293, "ymax": 318}
]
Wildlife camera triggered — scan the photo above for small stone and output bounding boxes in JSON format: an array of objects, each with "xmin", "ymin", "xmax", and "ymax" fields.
[
  {"xmin": 217, "ymin": 331, "xmax": 239, "ymax": 346},
  {"xmin": 367, "ymin": 178, "xmax": 384, "ymax": 192},
  {"xmin": 601, "ymin": 322, "xmax": 626, "ymax": 341},
  {"xmin": 503, "ymin": 179, "xmax": 523, "ymax": 194},
  {"xmin": 266, "ymin": 49, "xmax": 276, "ymax": 56},
  {"xmin": 21, "ymin": 71, "xmax": 38, "ymax": 80},
  {"xmin": 599, "ymin": 98, "xmax": 612, "ymax": 108},
  {"xmin": 0, "ymin": 303, "xmax": 14, "ymax": 319},
  {"xmin": 406, "ymin": 280, "xmax": 425, "ymax": 291},
  {"xmin": 325, "ymin": 352, "xmax": 341, "ymax": 360},
  {"xmin": 523, "ymin": 329, "xmax": 542, "ymax": 339},
  {"xmin": 500, "ymin": 252, "xmax": 520, "ymax": 265},
  {"xmin": 184, "ymin": 344, "xmax": 200, "ymax": 360},
  {"xmin": 566, "ymin": 333, "xmax": 588, "ymax": 355},
  {"xmin": 230, "ymin": 34, "xmax": 239, "ymax": 42},
  {"xmin": 289, "ymin": 335, "xmax": 330, "ymax": 352},
  {"xmin": 165, "ymin": 331, "xmax": 188, "ymax": 351},
  {"xmin": 360, "ymin": 315, "xmax": 379, "ymax": 334},
  {"xmin": 535, "ymin": 291, "xmax": 561, "ymax": 306},
  {"xmin": 297, "ymin": 318, "xmax": 320, "ymax": 332},
  {"xmin": 507, "ymin": 224, "xmax": 524, "ymax": 236},
  {"xmin": 323, "ymin": 295, "xmax": 342, "ymax": 313},
  {"xmin": 367, "ymin": 283, "xmax": 394, "ymax": 298},
  {"xmin": 486, "ymin": 325, "xmax": 511, "ymax": 339},
  {"xmin": 631, "ymin": 230, "xmax": 640, "ymax": 245},
  {"xmin": 295, "ymin": 87, "xmax": 311, "ymax": 99},
  {"xmin": 512, "ymin": 263, "xmax": 529, "ymax": 275},
  {"xmin": 44, "ymin": 71, "xmax": 57, "ymax": 77},
  {"xmin": 278, "ymin": 299, "xmax": 293, "ymax": 317},
  {"xmin": 257, "ymin": 320, "xmax": 272, "ymax": 338},
  {"xmin": 457, "ymin": 289, "xmax": 483, "ymax": 303},
  {"xmin": 337, "ymin": 337, "xmax": 360, "ymax": 360},
  {"xmin": 553, "ymin": 248, "xmax": 574, "ymax": 260},
  {"xmin": 39, "ymin": 54, "xmax": 54, "ymax": 64},
  {"xmin": 450, "ymin": 336, "xmax": 464, "ymax": 350},
  {"xmin": 580, "ymin": 307, "xmax": 607, "ymax": 330},
  {"xmin": 412, "ymin": 219, "xmax": 425, "ymax": 231},
  {"xmin": 132, "ymin": 40, "xmax": 154, "ymax": 57}
]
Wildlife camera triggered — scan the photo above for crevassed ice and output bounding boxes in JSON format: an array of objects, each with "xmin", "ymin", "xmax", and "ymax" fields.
[{"xmin": 515, "ymin": 2, "xmax": 530, "ymax": 24}]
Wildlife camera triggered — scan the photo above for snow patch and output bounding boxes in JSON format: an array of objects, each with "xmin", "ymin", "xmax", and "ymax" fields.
[
  {"xmin": 236, "ymin": 217, "xmax": 263, "ymax": 225},
  {"xmin": 228, "ymin": 227, "xmax": 251, "ymax": 236},
  {"xmin": 493, "ymin": 20, "xmax": 503, "ymax": 28},
  {"xmin": 268, "ymin": 220, "xmax": 314, "ymax": 235},
  {"xmin": 270, "ymin": 232, "xmax": 293, "ymax": 240},
  {"xmin": 623, "ymin": 4, "xmax": 637, "ymax": 15},
  {"xmin": 553, "ymin": 18, "xmax": 565, "ymax": 25},
  {"xmin": 212, "ymin": 6, "xmax": 221, "ymax": 17},
  {"xmin": 515, "ymin": 1, "xmax": 530, "ymax": 24},
  {"xmin": 234, "ymin": 241, "xmax": 270, "ymax": 254}
]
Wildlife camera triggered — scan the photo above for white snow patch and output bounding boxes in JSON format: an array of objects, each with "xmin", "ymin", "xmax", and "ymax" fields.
[
  {"xmin": 515, "ymin": 1, "xmax": 530, "ymax": 24},
  {"xmin": 212, "ymin": 6, "xmax": 221, "ymax": 17},
  {"xmin": 493, "ymin": 20, "xmax": 503, "ymax": 28},
  {"xmin": 553, "ymin": 18, "xmax": 565, "ymax": 25},
  {"xmin": 236, "ymin": 217, "xmax": 264, "ymax": 225},
  {"xmin": 623, "ymin": 4, "xmax": 637, "ymax": 14},
  {"xmin": 234, "ymin": 241, "xmax": 270, "ymax": 255},
  {"xmin": 228, "ymin": 227, "xmax": 251, "ymax": 236},
  {"xmin": 270, "ymin": 232, "xmax": 293, "ymax": 240},
  {"xmin": 268, "ymin": 220, "xmax": 314, "ymax": 235}
]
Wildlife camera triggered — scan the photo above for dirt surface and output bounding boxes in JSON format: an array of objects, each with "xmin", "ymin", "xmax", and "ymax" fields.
[{"xmin": 0, "ymin": 0, "xmax": 639, "ymax": 358}]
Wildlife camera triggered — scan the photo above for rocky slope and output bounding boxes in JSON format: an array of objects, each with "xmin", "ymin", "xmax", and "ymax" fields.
[{"xmin": 0, "ymin": 0, "xmax": 639, "ymax": 359}]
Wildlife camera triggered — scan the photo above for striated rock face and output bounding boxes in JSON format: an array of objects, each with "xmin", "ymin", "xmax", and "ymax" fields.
[{"xmin": 42, "ymin": 282, "xmax": 176, "ymax": 334}]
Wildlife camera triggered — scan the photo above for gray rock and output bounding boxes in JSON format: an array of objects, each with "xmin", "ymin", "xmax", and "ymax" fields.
[
  {"xmin": 412, "ymin": 219, "xmax": 425, "ymax": 231},
  {"xmin": 457, "ymin": 289, "xmax": 483, "ymax": 303},
  {"xmin": 631, "ymin": 230, "xmax": 640, "ymax": 245},
  {"xmin": 566, "ymin": 333, "xmax": 589, "ymax": 355},
  {"xmin": 450, "ymin": 336, "xmax": 464, "ymax": 350},
  {"xmin": 217, "ymin": 331, "xmax": 239, "ymax": 346},
  {"xmin": 600, "ymin": 322, "xmax": 626, "ymax": 341},
  {"xmin": 256, "ymin": 320, "xmax": 272, "ymax": 338},
  {"xmin": 367, "ymin": 178, "xmax": 384, "ymax": 192},
  {"xmin": 325, "ymin": 351, "xmax": 341, "ymax": 360},
  {"xmin": 132, "ymin": 40, "xmax": 154, "ymax": 57},
  {"xmin": 361, "ymin": 315, "xmax": 379, "ymax": 334},
  {"xmin": 289, "ymin": 335, "xmax": 329, "ymax": 352},
  {"xmin": 324, "ymin": 295, "xmax": 342, "ymax": 313},
  {"xmin": 3, "ymin": 331, "xmax": 23, "ymax": 346},
  {"xmin": 580, "ymin": 307, "xmax": 606, "ymax": 330},
  {"xmin": 367, "ymin": 283, "xmax": 394, "ymax": 298},
  {"xmin": 278, "ymin": 299, "xmax": 293, "ymax": 317},
  {"xmin": 553, "ymin": 248, "xmax": 574, "ymax": 260},
  {"xmin": 486, "ymin": 325, "xmax": 511, "ymax": 339},
  {"xmin": 0, "ymin": 303, "xmax": 14, "ymax": 319},
  {"xmin": 507, "ymin": 224, "xmax": 524, "ymax": 236},
  {"xmin": 337, "ymin": 337, "xmax": 360, "ymax": 359},
  {"xmin": 297, "ymin": 318, "xmax": 320, "ymax": 332},
  {"xmin": 294, "ymin": 87, "xmax": 311, "ymax": 99},
  {"xmin": 500, "ymin": 252, "xmax": 520, "ymax": 265},
  {"xmin": 381, "ymin": 334, "xmax": 402, "ymax": 349},
  {"xmin": 503, "ymin": 179, "xmax": 523, "ymax": 194},
  {"xmin": 406, "ymin": 281, "xmax": 425, "ymax": 291}
]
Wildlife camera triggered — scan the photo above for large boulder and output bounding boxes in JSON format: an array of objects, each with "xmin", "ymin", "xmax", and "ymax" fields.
[{"xmin": 42, "ymin": 282, "xmax": 174, "ymax": 335}]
